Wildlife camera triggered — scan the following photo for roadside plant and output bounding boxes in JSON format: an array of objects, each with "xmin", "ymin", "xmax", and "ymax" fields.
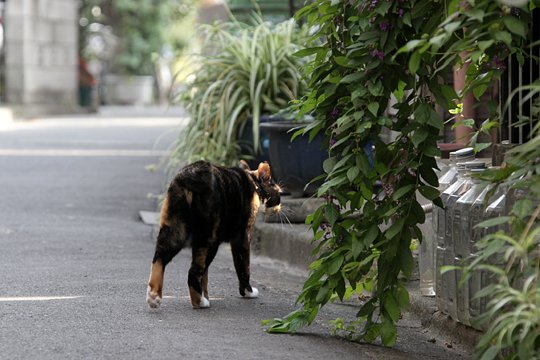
[
  {"xmin": 263, "ymin": 0, "xmax": 533, "ymax": 349},
  {"xmin": 457, "ymin": 85, "xmax": 540, "ymax": 359},
  {"xmin": 169, "ymin": 18, "xmax": 308, "ymax": 168}
]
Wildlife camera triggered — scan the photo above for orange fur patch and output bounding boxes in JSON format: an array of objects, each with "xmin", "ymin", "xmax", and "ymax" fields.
[
  {"xmin": 148, "ymin": 261, "xmax": 164, "ymax": 298},
  {"xmin": 189, "ymin": 286, "xmax": 202, "ymax": 308},
  {"xmin": 185, "ymin": 190, "xmax": 193, "ymax": 206},
  {"xmin": 159, "ymin": 196, "xmax": 170, "ymax": 227}
]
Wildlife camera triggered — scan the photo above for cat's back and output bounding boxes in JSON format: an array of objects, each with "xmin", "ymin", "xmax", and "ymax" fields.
[{"xmin": 171, "ymin": 161, "xmax": 247, "ymax": 195}]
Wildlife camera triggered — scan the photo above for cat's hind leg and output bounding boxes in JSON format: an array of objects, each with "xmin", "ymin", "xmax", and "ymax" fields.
[{"xmin": 147, "ymin": 197, "xmax": 187, "ymax": 308}]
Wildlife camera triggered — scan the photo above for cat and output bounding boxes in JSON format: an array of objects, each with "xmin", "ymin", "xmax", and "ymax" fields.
[{"xmin": 146, "ymin": 160, "xmax": 281, "ymax": 309}]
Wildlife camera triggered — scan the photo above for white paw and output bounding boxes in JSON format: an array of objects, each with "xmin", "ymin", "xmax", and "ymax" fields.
[
  {"xmin": 199, "ymin": 296, "xmax": 210, "ymax": 308},
  {"xmin": 244, "ymin": 287, "xmax": 259, "ymax": 298},
  {"xmin": 146, "ymin": 286, "xmax": 161, "ymax": 309}
]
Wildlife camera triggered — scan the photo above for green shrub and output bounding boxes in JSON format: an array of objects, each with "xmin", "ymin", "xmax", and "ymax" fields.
[{"xmin": 169, "ymin": 18, "xmax": 308, "ymax": 168}]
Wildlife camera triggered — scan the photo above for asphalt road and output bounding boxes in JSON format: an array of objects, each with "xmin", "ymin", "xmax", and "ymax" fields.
[{"xmin": 0, "ymin": 110, "xmax": 467, "ymax": 359}]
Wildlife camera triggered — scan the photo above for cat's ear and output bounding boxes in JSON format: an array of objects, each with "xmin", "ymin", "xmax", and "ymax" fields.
[
  {"xmin": 239, "ymin": 160, "xmax": 250, "ymax": 171},
  {"xmin": 256, "ymin": 162, "xmax": 272, "ymax": 182}
]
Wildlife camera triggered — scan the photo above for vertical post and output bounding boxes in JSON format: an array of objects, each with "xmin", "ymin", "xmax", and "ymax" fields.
[{"xmin": 453, "ymin": 52, "xmax": 474, "ymax": 145}]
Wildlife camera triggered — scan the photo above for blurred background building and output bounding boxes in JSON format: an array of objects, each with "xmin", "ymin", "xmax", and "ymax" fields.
[{"xmin": 1, "ymin": 0, "xmax": 79, "ymax": 117}]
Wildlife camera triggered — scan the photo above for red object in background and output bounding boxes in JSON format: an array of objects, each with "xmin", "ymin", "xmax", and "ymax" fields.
[{"xmin": 79, "ymin": 58, "xmax": 96, "ymax": 86}]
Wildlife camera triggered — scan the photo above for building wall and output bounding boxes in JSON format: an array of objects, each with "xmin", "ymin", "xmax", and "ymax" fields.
[{"xmin": 4, "ymin": 0, "xmax": 78, "ymax": 114}]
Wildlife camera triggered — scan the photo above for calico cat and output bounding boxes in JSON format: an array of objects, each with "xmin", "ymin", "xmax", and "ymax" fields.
[{"xmin": 146, "ymin": 160, "xmax": 281, "ymax": 309}]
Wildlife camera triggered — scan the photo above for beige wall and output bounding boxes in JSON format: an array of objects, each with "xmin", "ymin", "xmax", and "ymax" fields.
[{"xmin": 4, "ymin": 0, "xmax": 78, "ymax": 113}]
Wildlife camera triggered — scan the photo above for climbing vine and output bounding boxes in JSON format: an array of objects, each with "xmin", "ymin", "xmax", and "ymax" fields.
[{"xmin": 264, "ymin": 0, "xmax": 533, "ymax": 348}]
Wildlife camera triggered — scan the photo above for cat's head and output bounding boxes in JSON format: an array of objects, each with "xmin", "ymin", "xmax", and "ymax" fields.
[{"xmin": 240, "ymin": 160, "xmax": 282, "ymax": 214}]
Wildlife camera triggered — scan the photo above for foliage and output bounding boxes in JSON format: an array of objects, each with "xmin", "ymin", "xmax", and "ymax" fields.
[
  {"xmin": 457, "ymin": 84, "xmax": 540, "ymax": 359},
  {"xmin": 169, "ymin": 18, "xmax": 308, "ymax": 168},
  {"xmin": 79, "ymin": 0, "xmax": 195, "ymax": 75},
  {"xmin": 263, "ymin": 0, "xmax": 532, "ymax": 349}
]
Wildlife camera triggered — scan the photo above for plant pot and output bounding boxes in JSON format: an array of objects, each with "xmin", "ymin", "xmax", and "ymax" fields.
[
  {"xmin": 260, "ymin": 121, "xmax": 326, "ymax": 198},
  {"xmin": 102, "ymin": 74, "xmax": 154, "ymax": 105},
  {"xmin": 238, "ymin": 115, "xmax": 282, "ymax": 169}
]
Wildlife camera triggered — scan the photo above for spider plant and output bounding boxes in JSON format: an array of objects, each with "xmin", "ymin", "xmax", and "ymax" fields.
[{"xmin": 169, "ymin": 18, "xmax": 308, "ymax": 169}]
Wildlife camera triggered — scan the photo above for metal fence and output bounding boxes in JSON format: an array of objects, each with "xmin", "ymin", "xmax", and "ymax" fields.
[{"xmin": 499, "ymin": 9, "xmax": 540, "ymax": 145}]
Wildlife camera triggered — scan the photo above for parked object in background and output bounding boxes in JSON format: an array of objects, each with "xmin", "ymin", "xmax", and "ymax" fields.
[
  {"xmin": 436, "ymin": 158, "xmax": 478, "ymax": 318},
  {"xmin": 453, "ymin": 163, "xmax": 487, "ymax": 326},
  {"xmin": 102, "ymin": 74, "xmax": 154, "ymax": 106},
  {"xmin": 422, "ymin": 148, "xmax": 474, "ymax": 298}
]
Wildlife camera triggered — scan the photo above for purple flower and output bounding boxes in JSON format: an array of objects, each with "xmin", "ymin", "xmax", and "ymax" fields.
[
  {"xmin": 370, "ymin": 49, "xmax": 384, "ymax": 61},
  {"xmin": 330, "ymin": 108, "xmax": 341, "ymax": 120},
  {"xmin": 398, "ymin": 8, "xmax": 404, "ymax": 17},
  {"xmin": 368, "ymin": 0, "xmax": 379, "ymax": 10},
  {"xmin": 491, "ymin": 55, "xmax": 506, "ymax": 70},
  {"xmin": 379, "ymin": 21, "xmax": 391, "ymax": 31}
]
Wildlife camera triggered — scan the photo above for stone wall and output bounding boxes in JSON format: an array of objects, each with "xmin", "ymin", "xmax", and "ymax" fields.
[{"xmin": 4, "ymin": 0, "xmax": 78, "ymax": 115}]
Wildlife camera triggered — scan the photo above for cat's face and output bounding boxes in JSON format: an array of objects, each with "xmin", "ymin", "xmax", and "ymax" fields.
[
  {"xmin": 242, "ymin": 161, "xmax": 282, "ymax": 214},
  {"xmin": 254, "ymin": 162, "xmax": 281, "ymax": 214}
]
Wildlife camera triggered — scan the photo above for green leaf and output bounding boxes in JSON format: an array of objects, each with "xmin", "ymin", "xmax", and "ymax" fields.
[
  {"xmin": 293, "ymin": 47, "xmax": 327, "ymax": 58},
  {"xmin": 473, "ymin": 84, "xmax": 488, "ymax": 100},
  {"xmin": 323, "ymin": 157, "xmax": 337, "ymax": 174},
  {"xmin": 315, "ymin": 285, "xmax": 330, "ymax": 304},
  {"xmin": 408, "ymin": 50, "xmax": 421, "ymax": 75},
  {"xmin": 412, "ymin": 128, "xmax": 429, "ymax": 147},
  {"xmin": 394, "ymin": 285, "xmax": 410, "ymax": 310},
  {"xmin": 363, "ymin": 224, "xmax": 379, "ymax": 247},
  {"xmin": 334, "ymin": 56, "xmax": 349, "ymax": 67},
  {"xmin": 383, "ymin": 294, "xmax": 400, "ymax": 322},
  {"xmin": 479, "ymin": 345, "xmax": 500, "ymax": 360},
  {"xmin": 512, "ymin": 198, "xmax": 533, "ymax": 219},
  {"xmin": 444, "ymin": 21, "xmax": 461, "ymax": 34},
  {"xmin": 476, "ymin": 216, "xmax": 511, "ymax": 229},
  {"xmin": 503, "ymin": 16, "xmax": 527, "ymax": 38},
  {"xmin": 386, "ymin": 218, "xmax": 405, "ymax": 240},
  {"xmin": 396, "ymin": 39, "xmax": 425, "ymax": 55},
  {"xmin": 400, "ymin": 247, "xmax": 414, "ymax": 278},
  {"xmin": 474, "ymin": 142, "xmax": 492, "ymax": 153},
  {"xmin": 368, "ymin": 102, "xmax": 380, "ymax": 116},
  {"xmin": 347, "ymin": 166, "xmax": 360, "ymax": 182},
  {"xmin": 392, "ymin": 184, "xmax": 415, "ymax": 201},
  {"xmin": 341, "ymin": 72, "xmax": 363, "ymax": 84},
  {"xmin": 351, "ymin": 235, "xmax": 363, "ymax": 259},
  {"xmin": 477, "ymin": 40, "xmax": 494, "ymax": 52},
  {"xmin": 418, "ymin": 186, "xmax": 440, "ymax": 200},
  {"xmin": 380, "ymin": 319, "xmax": 397, "ymax": 347},
  {"xmin": 325, "ymin": 203, "xmax": 340, "ymax": 226},
  {"xmin": 493, "ymin": 31, "xmax": 512, "ymax": 46},
  {"xmin": 327, "ymin": 256, "xmax": 344, "ymax": 275},
  {"xmin": 467, "ymin": 9, "xmax": 484, "ymax": 22}
]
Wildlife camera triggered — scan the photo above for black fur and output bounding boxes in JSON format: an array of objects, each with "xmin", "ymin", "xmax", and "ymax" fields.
[{"xmin": 147, "ymin": 160, "xmax": 281, "ymax": 308}]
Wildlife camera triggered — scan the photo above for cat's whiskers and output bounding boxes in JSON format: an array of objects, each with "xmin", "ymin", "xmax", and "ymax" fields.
[{"xmin": 278, "ymin": 207, "xmax": 292, "ymax": 227}]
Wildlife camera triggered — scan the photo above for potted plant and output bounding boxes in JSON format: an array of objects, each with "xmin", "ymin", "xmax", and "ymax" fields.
[
  {"xmin": 169, "ymin": 18, "xmax": 308, "ymax": 168},
  {"xmin": 260, "ymin": 114, "xmax": 326, "ymax": 197}
]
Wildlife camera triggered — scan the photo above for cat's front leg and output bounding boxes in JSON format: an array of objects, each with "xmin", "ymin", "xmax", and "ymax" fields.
[{"xmin": 147, "ymin": 261, "xmax": 164, "ymax": 308}]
